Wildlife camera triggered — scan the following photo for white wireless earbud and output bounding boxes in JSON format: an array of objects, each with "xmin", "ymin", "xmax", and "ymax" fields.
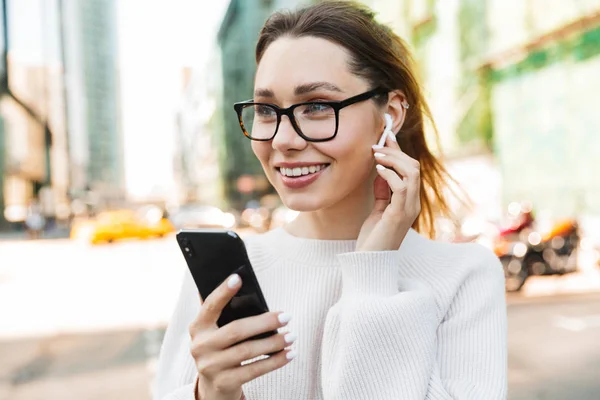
[
  {"xmin": 376, "ymin": 113, "xmax": 395, "ymax": 147},
  {"xmin": 384, "ymin": 113, "xmax": 393, "ymax": 133}
]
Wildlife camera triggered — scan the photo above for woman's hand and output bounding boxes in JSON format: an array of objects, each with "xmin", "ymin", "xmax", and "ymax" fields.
[
  {"xmin": 356, "ymin": 133, "xmax": 421, "ymax": 252},
  {"xmin": 190, "ymin": 274, "xmax": 297, "ymax": 400}
]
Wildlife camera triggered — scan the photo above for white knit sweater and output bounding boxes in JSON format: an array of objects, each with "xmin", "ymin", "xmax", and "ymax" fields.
[{"xmin": 154, "ymin": 228, "xmax": 507, "ymax": 400}]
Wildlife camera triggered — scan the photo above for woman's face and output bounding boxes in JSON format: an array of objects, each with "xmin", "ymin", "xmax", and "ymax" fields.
[{"xmin": 251, "ymin": 36, "xmax": 384, "ymax": 212}]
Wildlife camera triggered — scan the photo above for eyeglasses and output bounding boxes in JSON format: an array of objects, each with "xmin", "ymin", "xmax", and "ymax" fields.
[{"xmin": 233, "ymin": 88, "xmax": 388, "ymax": 142}]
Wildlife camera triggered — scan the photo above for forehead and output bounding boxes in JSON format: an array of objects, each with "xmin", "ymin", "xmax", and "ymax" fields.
[{"xmin": 255, "ymin": 36, "xmax": 364, "ymax": 96}]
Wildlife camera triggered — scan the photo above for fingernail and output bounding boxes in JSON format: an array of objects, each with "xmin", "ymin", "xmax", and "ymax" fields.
[
  {"xmin": 389, "ymin": 133, "xmax": 397, "ymax": 142},
  {"xmin": 374, "ymin": 152, "xmax": 385, "ymax": 158},
  {"xmin": 284, "ymin": 332, "xmax": 297, "ymax": 344},
  {"xmin": 278, "ymin": 312, "xmax": 292, "ymax": 324},
  {"xmin": 227, "ymin": 274, "xmax": 240, "ymax": 288},
  {"xmin": 376, "ymin": 164, "xmax": 386, "ymax": 171},
  {"xmin": 372, "ymin": 144, "xmax": 383, "ymax": 149},
  {"xmin": 286, "ymin": 350, "xmax": 297, "ymax": 360}
]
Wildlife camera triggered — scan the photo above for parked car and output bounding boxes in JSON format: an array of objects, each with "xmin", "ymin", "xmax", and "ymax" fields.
[
  {"xmin": 169, "ymin": 204, "xmax": 236, "ymax": 230},
  {"xmin": 71, "ymin": 207, "xmax": 174, "ymax": 244}
]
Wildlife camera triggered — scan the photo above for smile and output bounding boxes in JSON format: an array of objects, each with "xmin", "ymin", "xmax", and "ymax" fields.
[
  {"xmin": 277, "ymin": 164, "xmax": 329, "ymax": 177},
  {"xmin": 275, "ymin": 164, "xmax": 330, "ymax": 189}
]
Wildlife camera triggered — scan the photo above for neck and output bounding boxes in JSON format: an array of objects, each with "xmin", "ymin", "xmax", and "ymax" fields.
[{"xmin": 286, "ymin": 178, "xmax": 374, "ymax": 240}]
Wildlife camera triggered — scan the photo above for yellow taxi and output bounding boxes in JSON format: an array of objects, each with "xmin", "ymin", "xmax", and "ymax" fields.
[{"xmin": 71, "ymin": 207, "xmax": 174, "ymax": 244}]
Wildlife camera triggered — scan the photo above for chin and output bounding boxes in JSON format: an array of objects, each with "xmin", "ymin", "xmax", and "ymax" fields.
[
  {"xmin": 267, "ymin": 171, "xmax": 328, "ymax": 212},
  {"xmin": 278, "ymin": 185, "xmax": 348, "ymax": 212},
  {"xmin": 279, "ymin": 193, "xmax": 326, "ymax": 212}
]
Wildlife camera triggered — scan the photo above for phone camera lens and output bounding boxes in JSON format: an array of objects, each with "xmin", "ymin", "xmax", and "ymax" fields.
[{"xmin": 181, "ymin": 240, "xmax": 195, "ymax": 257}]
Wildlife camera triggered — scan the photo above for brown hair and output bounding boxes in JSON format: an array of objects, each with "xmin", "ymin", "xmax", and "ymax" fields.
[{"xmin": 256, "ymin": 1, "xmax": 455, "ymax": 238}]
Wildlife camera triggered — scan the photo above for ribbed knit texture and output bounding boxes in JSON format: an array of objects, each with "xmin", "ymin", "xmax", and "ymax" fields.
[{"xmin": 154, "ymin": 228, "xmax": 507, "ymax": 400}]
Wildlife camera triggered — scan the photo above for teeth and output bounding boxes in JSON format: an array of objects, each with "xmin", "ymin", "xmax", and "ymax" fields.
[{"xmin": 279, "ymin": 164, "xmax": 327, "ymax": 177}]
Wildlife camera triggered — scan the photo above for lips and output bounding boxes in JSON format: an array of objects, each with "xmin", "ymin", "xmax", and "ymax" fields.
[{"xmin": 275, "ymin": 163, "xmax": 330, "ymax": 189}]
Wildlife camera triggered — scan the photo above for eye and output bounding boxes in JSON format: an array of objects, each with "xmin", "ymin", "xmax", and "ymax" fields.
[
  {"xmin": 305, "ymin": 103, "xmax": 329, "ymax": 113},
  {"xmin": 255, "ymin": 105, "xmax": 276, "ymax": 117},
  {"xmin": 300, "ymin": 103, "xmax": 334, "ymax": 117}
]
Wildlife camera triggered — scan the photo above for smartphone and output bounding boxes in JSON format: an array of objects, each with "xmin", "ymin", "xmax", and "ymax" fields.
[{"xmin": 176, "ymin": 229, "xmax": 276, "ymax": 342}]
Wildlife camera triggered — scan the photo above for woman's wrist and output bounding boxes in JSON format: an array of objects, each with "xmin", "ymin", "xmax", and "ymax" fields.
[
  {"xmin": 195, "ymin": 376, "xmax": 201, "ymax": 400},
  {"xmin": 195, "ymin": 377, "xmax": 245, "ymax": 400}
]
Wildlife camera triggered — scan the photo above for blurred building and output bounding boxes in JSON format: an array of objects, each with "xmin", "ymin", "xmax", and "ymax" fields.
[
  {"xmin": 482, "ymin": 0, "xmax": 600, "ymax": 222},
  {"xmin": 365, "ymin": 0, "xmax": 600, "ymax": 226},
  {"xmin": 174, "ymin": 60, "xmax": 223, "ymax": 207},
  {"xmin": 0, "ymin": 0, "xmax": 71, "ymax": 228},
  {"xmin": 117, "ymin": 0, "xmax": 218, "ymax": 207},
  {"xmin": 62, "ymin": 0, "xmax": 124, "ymax": 207},
  {"xmin": 0, "ymin": 0, "xmax": 125, "ymax": 230}
]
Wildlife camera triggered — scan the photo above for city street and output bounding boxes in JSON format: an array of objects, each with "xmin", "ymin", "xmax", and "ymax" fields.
[
  {"xmin": 1, "ymin": 236, "xmax": 600, "ymax": 399},
  {"xmin": 508, "ymin": 293, "xmax": 600, "ymax": 400}
]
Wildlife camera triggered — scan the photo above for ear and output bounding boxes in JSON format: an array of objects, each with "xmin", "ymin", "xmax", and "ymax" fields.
[{"xmin": 384, "ymin": 90, "xmax": 409, "ymax": 133}]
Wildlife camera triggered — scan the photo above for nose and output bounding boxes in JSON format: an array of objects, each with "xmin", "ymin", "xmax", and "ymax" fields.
[{"xmin": 271, "ymin": 114, "xmax": 307, "ymax": 152}]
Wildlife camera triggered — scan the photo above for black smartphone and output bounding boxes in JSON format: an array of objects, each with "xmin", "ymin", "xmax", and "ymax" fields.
[{"xmin": 176, "ymin": 229, "xmax": 276, "ymax": 342}]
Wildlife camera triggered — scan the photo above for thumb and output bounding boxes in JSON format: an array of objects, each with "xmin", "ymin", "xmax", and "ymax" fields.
[{"xmin": 372, "ymin": 175, "xmax": 391, "ymax": 214}]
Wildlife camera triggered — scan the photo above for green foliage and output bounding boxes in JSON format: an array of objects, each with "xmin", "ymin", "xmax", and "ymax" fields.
[
  {"xmin": 492, "ymin": 26, "xmax": 600, "ymax": 82},
  {"xmin": 577, "ymin": 27, "xmax": 600, "ymax": 61},
  {"xmin": 456, "ymin": 69, "xmax": 494, "ymax": 149},
  {"xmin": 456, "ymin": 0, "xmax": 493, "ymax": 150},
  {"xmin": 412, "ymin": 16, "xmax": 436, "ymax": 50}
]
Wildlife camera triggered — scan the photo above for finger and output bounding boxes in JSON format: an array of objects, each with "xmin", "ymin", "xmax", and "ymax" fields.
[
  {"xmin": 373, "ymin": 152, "xmax": 420, "ymax": 203},
  {"xmin": 372, "ymin": 175, "xmax": 391, "ymax": 214},
  {"xmin": 375, "ymin": 165, "xmax": 407, "ymax": 209},
  {"xmin": 213, "ymin": 331, "xmax": 296, "ymax": 371},
  {"xmin": 218, "ymin": 348, "xmax": 296, "ymax": 389},
  {"xmin": 208, "ymin": 311, "xmax": 292, "ymax": 350},
  {"xmin": 372, "ymin": 145, "xmax": 420, "ymax": 176},
  {"xmin": 192, "ymin": 274, "xmax": 242, "ymax": 331},
  {"xmin": 373, "ymin": 175, "xmax": 391, "ymax": 200}
]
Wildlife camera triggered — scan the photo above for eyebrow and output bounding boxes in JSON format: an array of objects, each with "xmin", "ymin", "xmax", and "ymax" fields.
[
  {"xmin": 254, "ymin": 82, "xmax": 343, "ymax": 99},
  {"xmin": 294, "ymin": 82, "xmax": 343, "ymax": 95}
]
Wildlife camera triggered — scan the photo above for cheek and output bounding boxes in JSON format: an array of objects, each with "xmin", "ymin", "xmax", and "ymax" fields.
[
  {"xmin": 318, "ymin": 131, "xmax": 376, "ymax": 182},
  {"xmin": 251, "ymin": 142, "xmax": 271, "ymax": 167},
  {"xmin": 332, "ymin": 117, "xmax": 379, "ymax": 164}
]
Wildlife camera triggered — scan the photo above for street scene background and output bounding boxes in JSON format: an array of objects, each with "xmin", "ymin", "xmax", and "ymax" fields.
[{"xmin": 1, "ymin": 0, "xmax": 600, "ymax": 399}]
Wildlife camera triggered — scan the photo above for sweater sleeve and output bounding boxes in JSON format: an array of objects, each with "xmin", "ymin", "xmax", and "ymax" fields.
[
  {"xmin": 425, "ymin": 249, "xmax": 507, "ymax": 399},
  {"xmin": 320, "ymin": 248, "xmax": 507, "ymax": 400},
  {"xmin": 153, "ymin": 269, "xmax": 200, "ymax": 400}
]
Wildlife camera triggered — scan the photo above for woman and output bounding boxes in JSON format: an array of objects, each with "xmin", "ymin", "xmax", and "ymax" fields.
[{"xmin": 155, "ymin": 2, "xmax": 507, "ymax": 399}]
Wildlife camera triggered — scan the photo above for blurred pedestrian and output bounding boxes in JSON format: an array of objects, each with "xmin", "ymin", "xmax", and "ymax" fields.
[
  {"xmin": 155, "ymin": 2, "xmax": 507, "ymax": 399},
  {"xmin": 24, "ymin": 200, "xmax": 46, "ymax": 240}
]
